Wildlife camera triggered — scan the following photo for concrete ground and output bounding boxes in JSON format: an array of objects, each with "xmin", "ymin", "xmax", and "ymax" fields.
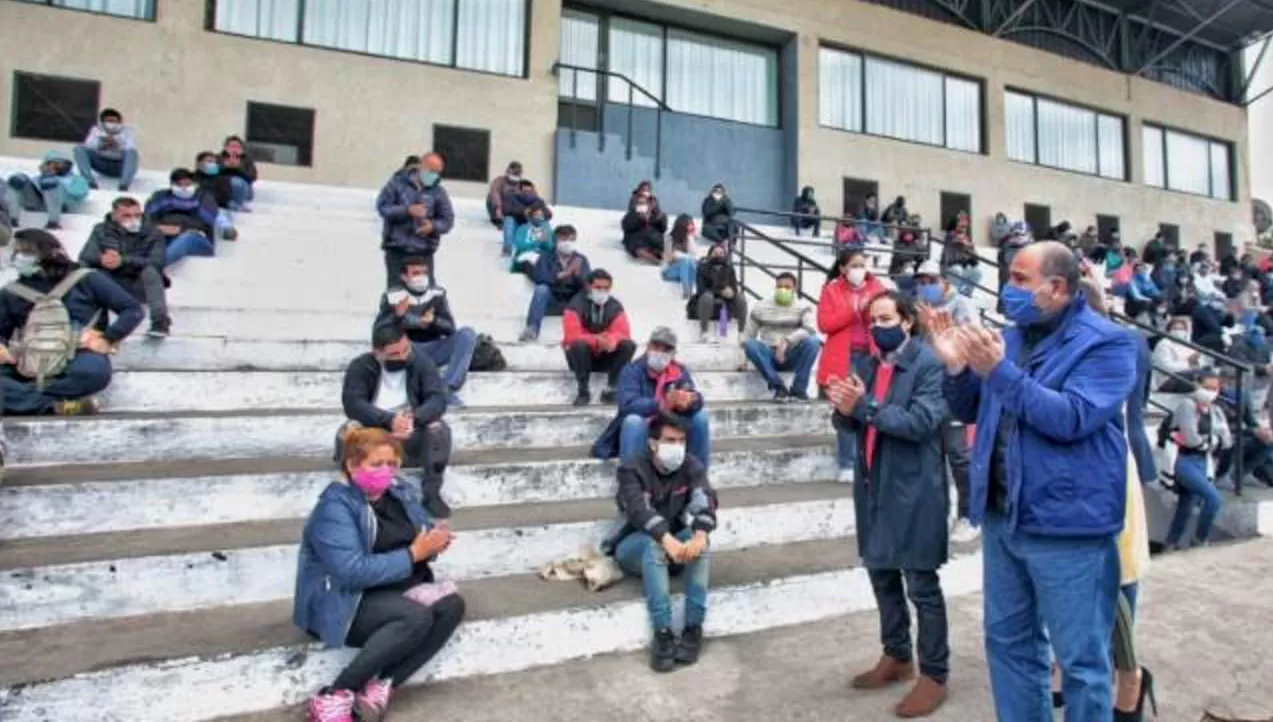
[{"xmin": 238, "ymin": 538, "xmax": 1273, "ymax": 721}]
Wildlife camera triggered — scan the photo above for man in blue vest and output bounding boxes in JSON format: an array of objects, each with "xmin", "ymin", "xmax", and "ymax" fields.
[{"xmin": 930, "ymin": 241, "xmax": 1135, "ymax": 722}]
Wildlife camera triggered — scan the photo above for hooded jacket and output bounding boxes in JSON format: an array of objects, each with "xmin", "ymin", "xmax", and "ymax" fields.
[
  {"xmin": 144, "ymin": 187, "xmax": 219, "ymax": 236},
  {"xmin": 33, "ymin": 150, "xmax": 90, "ymax": 203},
  {"xmin": 376, "ymin": 170, "xmax": 456, "ymax": 255},
  {"xmin": 374, "ymin": 284, "xmax": 457, "ymax": 344},
  {"xmin": 792, "ymin": 187, "xmax": 819, "ymax": 217},
  {"xmin": 562, "ymin": 293, "xmax": 630, "ymax": 351},
  {"xmin": 531, "ymin": 249, "xmax": 591, "ymax": 300},
  {"xmin": 616, "ymin": 354, "xmax": 704, "ymax": 419},
  {"xmin": 611, "ymin": 453, "xmax": 717, "ymax": 549},
  {"xmin": 79, "ymin": 215, "xmax": 166, "ymax": 276}
]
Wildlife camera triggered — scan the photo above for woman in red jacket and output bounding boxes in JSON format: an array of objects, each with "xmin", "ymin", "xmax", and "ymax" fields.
[{"xmin": 818, "ymin": 248, "xmax": 886, "ymax": 483}]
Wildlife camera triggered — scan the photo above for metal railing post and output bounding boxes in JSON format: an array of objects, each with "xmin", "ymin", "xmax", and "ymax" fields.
[
  {"xmin": 626, "ymin": 84, "xmax": 634, "ymax": 161},
  {"xmin": 570, "ymin": 71, "xmax": 578, "ymax": 149},
  {"xmin": 655, "ymin": 105, "xmax": 663, "ymax": 179},
  {"xmin": 738, "ymin": 225, "xmax": 747, "ymax": 293},
  {"xmin": 796, "ymin": 257, "xmax": 804, "ymax": 298},
  {"xmin": 1235, "ymin": 369, "xmax": 1246, "ymax": 497}
]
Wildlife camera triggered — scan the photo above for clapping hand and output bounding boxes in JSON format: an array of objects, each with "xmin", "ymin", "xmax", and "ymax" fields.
[
  {"xmin": 678, "ymin": 531, "xmax": 708, "ymax": 562},
  {"xmin": 921, "ymin": 306, "xmax": 970, "ymax": 373},
  {"xmin": 775, "ymin": 339, "xmax": 788, "ymax": 365},
  {"xmin": 826, "ymin": 374, "xmax": 866, "ymax": 415},
  {"xmin": 391, "ymin": 411, "xmax": 414, "ymax": 440},
  {"xmin": 100, "ymin": 249, "xmax": 122, "ymax": 271},
  {"xmin": 959, "ymin": 326, "xmax": 1005, "ymax": 376}
]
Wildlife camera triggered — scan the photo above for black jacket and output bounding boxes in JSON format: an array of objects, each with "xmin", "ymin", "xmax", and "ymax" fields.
[
  {"xmin": 696, "ymin": 257, "xmax": 738, "ymax": 296},
  {"xmin": 621, "ymin": 207, "xmax": 668, "ymax": 254},
  {"xmin": 374, "ymin": 285, "xmax": 457, "ymax": 344},
  {"xmin": 80, "ymin": 216, "xmax": 166, "ymax": 276},
  {"xmin": 612, "ymin": 453, "xmax": 717, "ymax": 545},
  {"xmin": 701, "ymin": 195, "xmax": 734, "ymax": 229},
  {"xmin": 218, "ymin": 152, "xmax": 258, "ymax": 184},
  {"xmin": 0, "ymin": 267, "xmax": 143, "ymax": 345},
  {"xmin": 195, "ymin": 171, "xmax": 234, "ymax": 209},
  {"xmin": 341, "ymin": 351, "xmax": 447, "ymax": 431}
]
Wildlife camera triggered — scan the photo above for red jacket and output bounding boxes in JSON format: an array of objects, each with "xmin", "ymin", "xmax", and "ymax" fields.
[
  {"xmin": 816, "ymin": 273, "xmax": 886, "ymax": 386},
  {"xmin": 562, "ymin": 295, "xmax": 631, "ymax": 352}
]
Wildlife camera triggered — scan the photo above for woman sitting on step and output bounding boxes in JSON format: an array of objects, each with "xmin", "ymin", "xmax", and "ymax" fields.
[{"xmin": 294, "ymin": 427, "xmax": 465, "ymax": 722}]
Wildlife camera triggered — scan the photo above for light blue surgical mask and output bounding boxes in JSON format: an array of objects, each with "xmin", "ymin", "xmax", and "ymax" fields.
[
  {"xmin": 11, "ymin": 253, "xmax": 39, "ymax": 278},
  {"xmin": 917, "ymin": 284, "xmax": 944, "ymax": 305},
  {"xmin": 420, "ymin": 171, "xmax": 440, "ymax": 186},
  {"xmin": 201, "ymin": 163, "xmax": 220, "ymax": 176},
  {"xmin": 1001, "ymin": 284, "xmax": 1044, "ymax": 326}
]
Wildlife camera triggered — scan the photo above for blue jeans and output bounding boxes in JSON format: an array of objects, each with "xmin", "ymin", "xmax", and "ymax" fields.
[
  {"xmin": 415, "ymin": 327, "xmax": 477, "ymax": 392},
  {"xmin": 1167, "ymin": 453, "xmax": 1224, "ymax": 545},
  {"xmin": 525, "ymin": 284, "xmax": 570, "ymax": 335},
  {"xmin": 164, "ymin": 230, "xmax": 215, "ymax": 266},
  {"xmin": 614, "ymin": 528, "xmax": 710, "ymax": 631},
  {"xmin": 742, "ymin": 337, "xmax": 821, "ymax": 396},
  {"xmin": 72, "ymin": 145, "xmax": 139, "ymax": 188},
  {"xmin": 229, "ymin": 176, "xmax": 254, "ymax": 208},
  {"xmin": 0, "ymin": 351, "xmax": 112, "ymax": 414},
  {"xmin": 6, "ymin": 175, "xmax": 71, "ymax": 224},
  {"xmin": 982, "ymin": 513, "xmax": 1119, "ymax": 722},
  {"xmin": 661, "ymin": 257, "xmax": 697, "ymax": 296},
  {"xmin": 502, "ymin": 216, "xmax": 518, "ymax": 254},
  {"xmin": 619, "ymin": 411, "xmax": 711, "ymax": 470}
]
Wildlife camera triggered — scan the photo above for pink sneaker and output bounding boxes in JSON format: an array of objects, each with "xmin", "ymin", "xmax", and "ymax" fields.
[
  {"xmin": 355, "ymin": 678, "xmax": 392, "ymax": 722},
  {"xmin": 307, "ymin": 688, "xmax": 354, "ymax": 722}
]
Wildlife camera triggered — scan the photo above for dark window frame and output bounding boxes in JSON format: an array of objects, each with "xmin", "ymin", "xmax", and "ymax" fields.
[
  {"xmin": 204, "ymin": 0, "xmax": 532, "ymax": 81},
  {"xmin": 244, "ymin": 101, "xmax": 316, "ymax": 168},
  {"xmin": 939, "ymin": 191, "xmax": 972, "ymax": 233},
  {"xmin": 817, "ymin": 41, "xmax": 986, "ymax": 156},
  {"xmin": 433, "ymin": 124, "xmax": 491, "ymax": 183},
  {"xmin": 1096, "ymin": 214, "xmax": 1120, "ymax": 245},
  {"xmin": 1142, "ymin": 121, "xmax": 1235, "ymax": 202},
  {"xmin": 1004, "ymin": 87, "xmax": 1128, "ymax": 182},
  {"xmin": 9, "ymin": 71, "xmax": 101, "ymax": 143},
  {"xmin": 1158, "ymin": 223, "xmax": 1181, "ymax": 251},
  {"xmin": 842, "ymin": 177, "xmax": 879, "ymax": 217},
  {"xmin": 15, "ymin": 0, "xmax": 156, "ymax": 22},
  {"xmin": 1214, "ymin": 231, "xmax": 1234, "ymax": 259},
  {"xmin": 1024, "ymin": 203, "xmax": 1052, "ymax": 237}
]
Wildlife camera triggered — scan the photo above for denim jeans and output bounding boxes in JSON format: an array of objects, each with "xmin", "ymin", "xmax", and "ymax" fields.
[
  {"xmin": 72, "ymin": 145, "xmax": 139, "ymax": 188},
  {"xmin": 661, "ymin": 257, "xmax": 697, "ymax": 296},
  {"xmin": 524, "ymin": 284, "xmax": 570, "ymax": 335},
  {"xmin": 741, "ymin": 337, "xmax": 821, "ymax": 397},
  {"xmin": 215, "ymin": 210, "xmax": 235, "ymax": 239},
  {"xmin": 619, "ymin": 410, "xmax": 711, "ymax": 469},
  {"xmin": 415, "ymin": 328, "xmax": 477, "ymax": 392},
  {"xmin": 868, "ymin": 568, "xmax": 949, "ymax": 683},
  {"xmin": 0, "ymin": 351, "xmax": 112, "ymax": 414},
  {"xmin": 1167, "ymin": 453, "xmax": 1224, "ymax": 545},
  {"xmin": 6, "ymin": 175, "xmax": 70, "ymax": 224},
  {"xmin": 614, "ymin": 528, "xmax": 709, "ymax": 631},
  {"xmin": 228, "ymin": 176, "xmax": 254, "ymax": 208},
  {"xmin": 982, "ymin": 513, "xmax": 1119, "ymax": 722},
  {"xmin": 164, "ymin": 230, "xmax": 215, "ymax": 266},
  {"xmin": 502, "ymin": 216, "xmax": 518, "ymax": 255}
]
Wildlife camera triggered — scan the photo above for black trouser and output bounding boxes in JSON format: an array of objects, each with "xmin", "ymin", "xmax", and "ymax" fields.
[
  {"xmin": 942, "ymin": 421, "xmax": 971, "ymax": 520},
  {"xmin": 695, "ymin": 292, "xmax": 748, "ymax": 335},
  {"xmin": 791, "ymin": 217, "xmax": 821, "ymax": 237},
  {"xmin": 331, "ymin": 590, "xmax": 465, "ymax": 691},
  {"xmin": 563, "ymin": 339, "xmax": 636, "ymax": 393},
  {"xmin": 333, "ymin": 419, "xmax": 452, "ymax": 508},
  {"xmin": 868, "ymin": 567, "xmax": 949, "ymax": 684},
  {"xmin": 111, "ymin": 266, "xmax": 168, "ymax": 321},
  {"xmin": 384, "ymin": 247, "xmax": 435, "ymax": 288}
]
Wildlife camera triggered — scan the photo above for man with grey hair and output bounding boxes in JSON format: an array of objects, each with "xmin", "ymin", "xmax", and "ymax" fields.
[{"xmin": 929, "ymin": 241, "xmax": 1136, "ymax": 722}]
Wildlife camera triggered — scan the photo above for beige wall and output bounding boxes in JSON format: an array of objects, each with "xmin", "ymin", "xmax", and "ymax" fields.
[
  {"xmin": 0, "ymin": 0, "xmax": 563, "ymax": 196},
  {"xmin": 0, "ymin": 0, "xmax": 1252, "ymax": 248}
]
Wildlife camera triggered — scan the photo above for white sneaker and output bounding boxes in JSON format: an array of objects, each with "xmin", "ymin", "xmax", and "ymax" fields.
[
  {"xmin": 837, "ymin": 468, "xmax": 855, "ymax": 484},
  {"xmin": 950, "ymin": 518, "xmax": 980, "ymax": 543}
]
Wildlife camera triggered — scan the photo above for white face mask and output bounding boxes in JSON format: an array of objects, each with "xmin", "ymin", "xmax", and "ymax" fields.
[
  {"xmin": 653, "ymin": 441, "xmax": 686, "ymax": 472},
  {"xmin": 846, "ymin": 268, "xmax": 867, "ymax": 286},
  {"xmin": 11, "ymin": 252, "xmax": 40, "ymax": 278},
  {"xmin": 405, "ymin": 275, "xmax": 429, "ymax": 293},
  {"xmin": 1194, "ymin": 388, "xmax": 1219, "ymax": 405},
  {"xmin": 635, "ymin": 204, "xmax": 650, "ymax": 214},
  {"xmin": 172, "ymin": 184, "xmax": 196, "ymax": 199},
  {"xmin": 711, "ymin": 192, "xmax": 723, "ymax": 201},
  {"xmin": 102, "ymin": 122, "xmax": 122, "ymax": 133},
  {"xmin": 589, "ymin": 289, "xmax": 610, "ymax": 306},
  {"xmin": 647, "ymin": 351, "xmax": 672, "ymax": 372},
  {"xmin": 122, "ymin": 218, "xmax": 143, "ymax": 233},
  {"xmin": 557, "ymin": 241, "xmax": 576, "ymax": 256}
]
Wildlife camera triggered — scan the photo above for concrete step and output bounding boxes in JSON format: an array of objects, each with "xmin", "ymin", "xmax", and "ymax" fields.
[
  {"xmin": 6, "ymin": 401, "xmax": 833, "ymax": 466},
  {"xmin": 97, "ymin": 369, "xmax": 807, "ymax": 412},
  {"xmin": 0, "ymin": 539, "xmax": 984, "ymax": 722},
  {"xmin": 0, "ymin": 436, "xmax": 834, "ymax": 540},
  {"xmin": 0, "ymin": 482, "xmax": 853, "ymax": 632}
]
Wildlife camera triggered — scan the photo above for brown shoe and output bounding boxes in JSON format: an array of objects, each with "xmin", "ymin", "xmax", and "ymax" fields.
[
  {"xmin": 851, "ymin": 655, "xmax": 915, "ymax": 690},
  {"xmin": 894, "ymin": 676, "xmax": 947, "ymax": 718}
]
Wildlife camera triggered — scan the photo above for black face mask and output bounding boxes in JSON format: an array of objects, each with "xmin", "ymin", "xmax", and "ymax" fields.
[{"xmin": 383, "ymin": 357, "xmax": 410, "ymax": 373}]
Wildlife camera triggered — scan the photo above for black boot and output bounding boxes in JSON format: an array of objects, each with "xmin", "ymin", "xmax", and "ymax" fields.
[
  {"xmin": 1113, "ymin": 667, "xmax": 1156, "ymax": 722},
  {"xmin": 573, "ymin": 387, "xmax": 591, "ymax": 407},
  {"xmin": 650, "ymin": 628, "xmax": 677, "ymax": 673},
  {"xmin": 675, "ymin": 625, "xmax": 703, "ymax": 665},
  {"xmin": 421, "ymin": 482, "xmax": 452, "ymax": 519}
]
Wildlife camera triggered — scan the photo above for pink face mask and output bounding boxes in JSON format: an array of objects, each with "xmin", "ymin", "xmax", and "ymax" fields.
[{"xmin": 351, "ymin": 465, "xmax": 396, "ymax": 495}]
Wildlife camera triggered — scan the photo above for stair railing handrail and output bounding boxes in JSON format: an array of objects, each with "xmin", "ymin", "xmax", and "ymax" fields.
[{"xmin": 551, "ymin": 61, "xmax": 668, "ymax": 179}]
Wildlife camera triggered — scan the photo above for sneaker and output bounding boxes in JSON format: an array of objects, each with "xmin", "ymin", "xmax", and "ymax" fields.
[
  {"xmin": 837, "ymin": 468, "xmax": 855, "ymax": 484},
  {"xmin": 354, "ymin": 678, "xmax": 392, "ymax": 722},
  {"xmin": 147, "ymin": 317, "xmax": 171, "ymax": 339},
  {"xmin": 223, "ymin": 226, "xmax": 239, "ymax": 241},
  {"xmin": 895, "ymin": 676, "xmax": 947, "ymax": 718},
  {"xmin": 950, "ymin": 518, "xmax": 980, "ymax": 544},
  {"xmin": 43, "ymin": 221, "xmax": 62, "ymax": 231},
  {"xmin": 651, "ymin": 628, "xmax": 678, "ymax": 673},
  {"xmin": 572, "ymin": 390, "xmax": 591, "ymax": 407},
  {"xmin": 772, "ymin": 386, "xmax": 791, "ymax": 403},
  {"xmin": 675, "ymin": 624, "xmax": 703, "ymax": 665},
  {"xmin": 790, "ymin": 391, "xmax": 812, "ymax": 403},
  {"xmin": 599, "ymin": 387, "xmax": 617, "ymax": 404},
  {"xmin": 446, "ymin": 392, "xmax": 464, "ymax": 408},
  {"xmin": 307, "ymin": 688, "xmax": 354, "ymax": 722},
  {"xmin": 53, "ymin": 397, "xmax": 101, "ymax": 416},
  {"xmin": 850, "ymin": 654, "xmax": 915, "ymax": 690},
  {"xmin": 422, "ymin": 488, "xmax": 452, "ymax": 519},
  {"xmin": 518, "ymin": 326, "xmax": 538, "ymax": 343}
]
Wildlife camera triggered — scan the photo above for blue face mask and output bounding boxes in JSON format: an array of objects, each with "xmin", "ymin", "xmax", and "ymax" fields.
[
  {"xmin": 420, "ymin": 171, "xmax": 440, "ymax": 186},
  {"xmin": 871, "ymin": 325, "xmax": 908, "ymax": 353},
  {"xmin": 201, "ymin": 163, "xmax": 220, "ymax": 176},
  {"xmin": 1001, "ymin": 284, "xmax": 1044, "ymax": 326},
  {"xmin": 917, "ymin": 284, "xmax": 944, "ymax": 305}
]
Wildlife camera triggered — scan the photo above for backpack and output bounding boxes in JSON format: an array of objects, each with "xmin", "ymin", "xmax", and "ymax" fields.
[
  {"xmin": 468, "ymin": 333, "xmax": 507, "ymax": 372},
  {"xmin": 4, "ymin": 268, "xmax": 97, "ymax": 389},
  {"xmin": 1155, "ymin": 410, "xmax": 1175, "ymax": 449}
]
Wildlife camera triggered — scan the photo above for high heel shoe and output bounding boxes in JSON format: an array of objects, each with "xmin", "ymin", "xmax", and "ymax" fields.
[{"xmin": 1113, "ymin": 667, "xmax": 1157, "ymax": 722}]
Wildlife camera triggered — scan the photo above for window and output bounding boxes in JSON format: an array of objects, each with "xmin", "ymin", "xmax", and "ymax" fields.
[
  {"xmin": 10, "ymin": 72, "xmax": 100, "ymax": 143},
  {"xmin": 842, "ymin": 177, "xmax": 878, "ymax": 216},
  {"xmin": 1142, "ymin": 123, "xmax": 1233, "ymax": 200},
  {"xmin": 940, "ymin": 192, "xmax": 971, "ymax": 232},
  {"xmin": 559, "ymin": 9, "xmax": 600, "ymax": 101},
  {"xmin": 16, "ymin": 0, "xmax": 154, "ymax": 20},
  {"xmin": 1159, "ymin": 223, "xmax": 1180, "ymax": 250},
  {"xmin": 211, "ymin": 0, "xmax": 527, "ymax": 77},
  {"xmin": 433, "ymin": 125, "xmax": 489, "ymax": 182},
  {"xmin": 819, "ymin": 46, "xmax": 982, "ymax": 154},
  {"xmin": 1024, "ymin": 204, "xmax": 1051, "ymax": 238},
  {"xmin": 245, "ymin": 101, "xmax": 314, "ymax": 166},
  {"xmin": 1004, "ymin": 90, "xmax": 1125, "ymax": 180},
  {"xmin": 606, "ymin": 17, "xmax": 664, "ymax": 108},
  {"xmin": 1215, "ymin": 231, "xmax": 1234, "ymax": 260},
  {"xmin": 1096, "ymin": 214, "xmax": 1120, "ymax": 245}
]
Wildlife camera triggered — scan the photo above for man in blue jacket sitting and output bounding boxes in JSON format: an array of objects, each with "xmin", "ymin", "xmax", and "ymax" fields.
[
  {"xmin": 930, "ymin": 241, "xmax": 1135, "ymax": 722},
  {"xmin": 518, "ymin": 226, "xmax": 590, "ymax": 342},
  {"xmin": 376, "ymin": 152, "xmax": 454, "ymax": 288},
  {"xmin": 616, "ymin": 327, "xmax": 710, "ymax": 469}
]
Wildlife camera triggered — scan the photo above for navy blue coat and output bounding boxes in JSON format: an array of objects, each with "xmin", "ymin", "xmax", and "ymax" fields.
[
  {"xmin": 834, "ymin": 340, "xmax": 949, "ymax": 570},
  {"xmin": 376, "ymin": 170, "xmax": 455, "ymax": 255}
]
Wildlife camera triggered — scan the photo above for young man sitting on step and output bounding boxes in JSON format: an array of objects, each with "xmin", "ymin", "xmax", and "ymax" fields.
[
  {"xmin": 562, "ymin": 269, "xmax": 636, "ymax": 406},
  {"xmin": 79, "ymin": 196, "xmax": 173, "ymax": 339}
]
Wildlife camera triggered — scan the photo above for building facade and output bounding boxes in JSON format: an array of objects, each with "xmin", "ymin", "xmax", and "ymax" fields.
[{"xmin": 0, "ymin": 0, "xmax": 1258, "ymax": 249}]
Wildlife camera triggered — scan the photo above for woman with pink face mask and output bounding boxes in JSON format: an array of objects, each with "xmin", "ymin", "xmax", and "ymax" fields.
[{"xmin": 294, "ymin": 427, "xmax": 464, "ymax": 722}]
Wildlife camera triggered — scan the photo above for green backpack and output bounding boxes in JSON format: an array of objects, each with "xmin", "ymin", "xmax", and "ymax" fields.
[{"xmin": 5, "ymin": 268, "xmax": 97, "ymax": 389}]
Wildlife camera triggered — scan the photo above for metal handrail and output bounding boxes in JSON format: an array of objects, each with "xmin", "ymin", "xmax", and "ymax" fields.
[{"xmin": 551, "ymin": 62, "xmax": 668, "ymax": 179}]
